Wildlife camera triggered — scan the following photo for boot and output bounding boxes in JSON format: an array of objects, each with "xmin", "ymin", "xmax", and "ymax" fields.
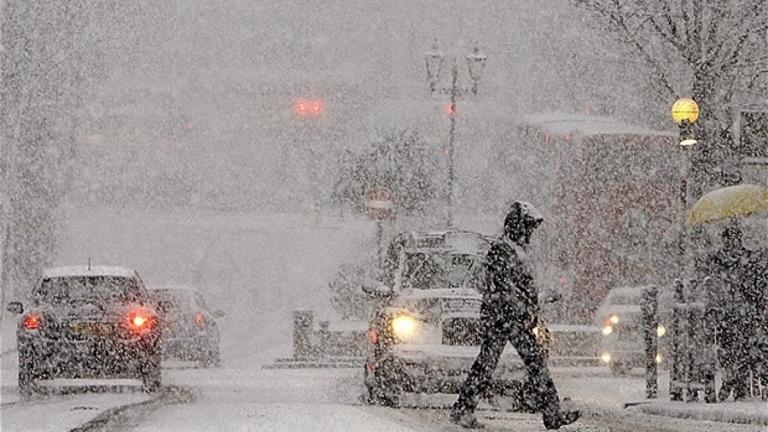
[
  {"xmin": 450, "ymin": 411, "xmax": 485, "ymax": 429},
  {"xmin": 543, "ymin": 409, "xmax": 580, "ymax": 430}
]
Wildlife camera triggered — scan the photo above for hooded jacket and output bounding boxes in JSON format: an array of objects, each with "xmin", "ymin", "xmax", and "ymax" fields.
[{"xmin": 482, "ymin": 236, "xmax": 540, "ymax": 321}]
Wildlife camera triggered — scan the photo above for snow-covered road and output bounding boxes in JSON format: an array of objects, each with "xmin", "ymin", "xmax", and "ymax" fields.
[
  {"xmin": 1, "ymin": 210, "xmax": 765, "ymax": 432},
  {"xmin": 4, "ymin": 350, "xmax": 765, "ymax": 432}
]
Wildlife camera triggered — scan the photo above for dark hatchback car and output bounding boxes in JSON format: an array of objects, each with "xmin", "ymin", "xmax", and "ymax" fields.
[
  {"xmin": 148, "ymin": 286, "xmax": 223, "ymax": 367},
  {"xmin": 6, "ymin": 266, "xmax": 162, "ymax": 395}
]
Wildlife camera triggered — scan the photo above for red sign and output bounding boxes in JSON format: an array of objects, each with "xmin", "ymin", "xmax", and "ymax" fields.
[{"xmin": 365, "ymin": 187, "xmax": 395, "ymax": 221}]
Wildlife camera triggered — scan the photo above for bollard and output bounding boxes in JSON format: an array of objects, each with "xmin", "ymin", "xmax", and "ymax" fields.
[
  {"xmin": 670, "ymin": 279, "xmax": 685, "ymax": 401},
  {"xmin": 642, "ymin": 285, "xmax": 659, "ymax": 399},
  {"xmin": 293, "ymin": 310, "xmax": 314, "ymax": 360},
  {"xmin": 318, "ymin": 320, "xmax": 330, "ymax": 357}
]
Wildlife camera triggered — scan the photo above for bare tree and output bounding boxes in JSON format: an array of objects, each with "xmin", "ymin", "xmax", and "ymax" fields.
[
  {"xmin": 570, "ymin": 0, "xmax": 768, "ymax": 188},
  {"xmin": 0, "ymin": 1, "xmax": 155, "ymax": 306}
]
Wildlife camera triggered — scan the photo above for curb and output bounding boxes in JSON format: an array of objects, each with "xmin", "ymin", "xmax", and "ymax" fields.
[{"xmin": 634, "ymin": 402, "xmax": 768, "ymax": 427}]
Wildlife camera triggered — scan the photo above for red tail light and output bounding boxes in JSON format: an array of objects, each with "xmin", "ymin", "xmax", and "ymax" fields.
[
  {"xmin": 194, "ymin": 312, "xmax": 205, "ymax": 329},
  {"xmin": 23, "ymin": 313, "xmax": 43, "ymax": 330},
  {"xmin": 126, "ymin": 308, "xmax": 155, "ymax": 335},
  {"xmin": 368, "ymin": 329, "xmax": 378, "ymax": 344}
]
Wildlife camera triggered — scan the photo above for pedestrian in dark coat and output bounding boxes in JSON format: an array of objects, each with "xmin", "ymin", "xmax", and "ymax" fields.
[
  {"xmin": 709, "ymin": 224, "xmax": 752, "ymax": 401},
  {"xmin": 450, "ymin": 201, "xmax": 579, "ymax": 429},
  {"xmin": 746, "ymin": 246, "xmax": 768, "ymax": 399}
]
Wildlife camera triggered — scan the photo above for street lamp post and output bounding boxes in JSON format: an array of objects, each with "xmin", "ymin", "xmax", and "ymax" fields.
[
  {"xmin": 670, "ymin": 96, "xmax": 700, "ymax": 401},
  {"xmin": 425, "ymin": 41, "xmax": 487, "ymax": 228},
  {"xmin": 671, "ymin": 97, "xmax": 700, "ymax": 271}
]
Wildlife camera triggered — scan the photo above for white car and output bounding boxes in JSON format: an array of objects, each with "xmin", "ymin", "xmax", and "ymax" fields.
[
  {"xmin": 363, "ymin": 231, "xmax": 543, "ymax": 408},
  {"xmin": 596, "ymin": 285, "xmax": 672, "ymax": 375}
]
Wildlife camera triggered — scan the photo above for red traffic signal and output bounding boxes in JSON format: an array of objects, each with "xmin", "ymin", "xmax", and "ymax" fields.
[{"xmin": 294, "ymin": 98, "xmax": 325, "ymax": 117}]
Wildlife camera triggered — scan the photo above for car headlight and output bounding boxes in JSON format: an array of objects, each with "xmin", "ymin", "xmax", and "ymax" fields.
[
  {"xmin": 608, "ymin": 315, "xmax": 619, "ymax": 325},
  {"xmin": 600, "ymin": 352, "xmax": 612, "ymax": 364},
  {"xmin": 602, "ymin": 325, "xmax": 613, "ymax": 336},
  {"xmin": 391, "ymin": 315, "xmax": 417, "ymax": 340},
  {"xmin": 657, "ymin": 325, "xmax": 666, "ymax": 337},
  {"xmin": 655, "ymin": 353, "xmax": 662, "ymax": 364}
]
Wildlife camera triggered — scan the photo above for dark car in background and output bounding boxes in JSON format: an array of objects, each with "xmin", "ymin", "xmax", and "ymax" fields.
[
  {"xmin": 6, "ymin": 266, "xmax": 162, "ymax": 395},
  {"xmin": 149, "ymin": 286, "xmax": 224, "ymax": 367}
]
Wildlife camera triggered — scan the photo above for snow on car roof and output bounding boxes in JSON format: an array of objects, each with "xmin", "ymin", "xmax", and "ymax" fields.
[
  {"xmin": 403, "ymin": 230, "xmax": 491, "ymax": 252},
  {"xmin": 521, "ymin": 112, "xmax": 676, "ymax": 138},
  {"xmin": 607, "ymin": 285, "xmax": 656, "ymax": 297},
  {"xmin": 43, "ymin": 265, "xmax": 138, "ymax": 279},
  {"xmin": 148, "ymin": 285, "xmax": 196, "ymax": 292}
]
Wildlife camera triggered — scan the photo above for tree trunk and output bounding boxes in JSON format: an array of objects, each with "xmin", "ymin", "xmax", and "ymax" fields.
[{"xmin": 690, "ymin": 65, "xmax": 736, "ymax": 197}]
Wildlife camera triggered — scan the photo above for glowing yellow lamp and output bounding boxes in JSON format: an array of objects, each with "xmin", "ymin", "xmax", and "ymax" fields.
[{"xmin": 671, "ymin": 98, "xmax": 699, "ymax": 124}]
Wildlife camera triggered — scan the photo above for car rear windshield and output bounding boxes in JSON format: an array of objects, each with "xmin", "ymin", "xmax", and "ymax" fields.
[
  {"xmin": 150, "ymin": 290, "xmax": 195, "ymax": 312},
  {"xmin": 35, "ymin": 276, "xmax": 143, "ymax": 305},
  {"xmin": 401, "ymin": 252, "xmax": 484, "ymax": 290}
]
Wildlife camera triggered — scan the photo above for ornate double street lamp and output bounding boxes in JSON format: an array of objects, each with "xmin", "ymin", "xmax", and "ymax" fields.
[{"xmin": 425, "ymin": 41, "xmax": 487, "ymax": 227}]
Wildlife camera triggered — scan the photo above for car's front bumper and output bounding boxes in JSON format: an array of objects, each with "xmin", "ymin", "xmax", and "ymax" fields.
[
  {"xmin": 368, "ymin": 343, "xmax": 526, "ymax": 393},
  {"xmin": 600, "ymin": 336, "xmax": 671, "ymax": 368}
]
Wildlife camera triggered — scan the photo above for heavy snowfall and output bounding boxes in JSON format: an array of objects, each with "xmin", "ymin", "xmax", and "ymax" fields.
[{"xmin": 1, "ymin": 1, "xmax": 767, "ymax": 431}]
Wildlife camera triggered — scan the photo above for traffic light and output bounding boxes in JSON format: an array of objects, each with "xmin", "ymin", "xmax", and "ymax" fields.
[{"xmin": 294, "ymin": 98, "xmax": 325, "ymax": 117}]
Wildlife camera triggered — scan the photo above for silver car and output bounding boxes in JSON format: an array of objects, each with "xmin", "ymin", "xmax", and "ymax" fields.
[
  {"xmin": 149, "ymin": 286, "xmax": 224, "ymax": 367},
  {"xmin": 596, "ymin": 285, "xmax": 673, "ymax": 375}
]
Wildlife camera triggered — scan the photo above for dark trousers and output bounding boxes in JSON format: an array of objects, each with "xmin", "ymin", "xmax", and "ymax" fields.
[
  {"xmin": 719, "ymin": 346, "xmax": 749, "ymax": 401},
  {"xmin": 453, "ymin": 314, "xmax": 561, "ymax": 418}
]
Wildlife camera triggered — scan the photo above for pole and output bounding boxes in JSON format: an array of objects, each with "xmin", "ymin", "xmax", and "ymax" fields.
[
  {"xmin": 701, "ymin": 276, "xmax": 718, "ymax": 403},
  {"xmin": 672, "ymin": 123, "xmax": 691, "ymax": 401},
  {"xmin": 376, "ymin": 221, "xmax": 384, "ymax": 270},
  {"xmin": 643, "ymin": 285, "xmax": 659, "ymax": 399},
  {"xmin": 446, "ymin": 59, "xmax": 458, "ymax": 229},
  {"xmin": 670, "ymin": 278, "xmax": 684, "ymax": 401},
  {"xmin": 678, "ymin": 122, "xmax": 690, "ymax": 274}
]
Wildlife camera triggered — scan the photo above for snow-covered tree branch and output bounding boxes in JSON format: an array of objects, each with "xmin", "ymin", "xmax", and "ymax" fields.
[{"xmin": 571, "ymin": 0, "xmax": 768, "ymax": 189}]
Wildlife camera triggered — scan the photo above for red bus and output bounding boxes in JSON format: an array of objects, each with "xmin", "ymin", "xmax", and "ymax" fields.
[{"xmin": 516, "ymin": 114, "xmax": 679, "ymax": 321}]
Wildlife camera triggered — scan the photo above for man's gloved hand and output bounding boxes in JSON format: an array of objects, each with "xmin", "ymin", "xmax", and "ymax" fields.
[{"xmin": 538, "ymin": 289, "xmax": 562, "ymax": 304}]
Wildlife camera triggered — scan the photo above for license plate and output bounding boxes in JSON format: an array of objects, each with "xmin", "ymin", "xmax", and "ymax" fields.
[
  {"xmin": 72, "ymin": 322, "xmax": 112, "ymax": 336},
  {"xmin": 442, "ymin": 298, "xmax": 482, "ymax": 315}
]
